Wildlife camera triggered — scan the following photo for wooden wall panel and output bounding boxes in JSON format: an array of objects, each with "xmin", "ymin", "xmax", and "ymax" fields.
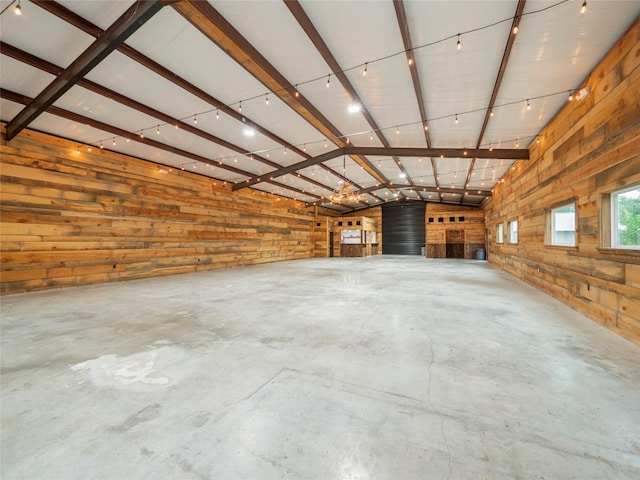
[
  {"xmin": 1, "ymin": 127, "xmax": 315, "ymax": 294},
  {"xmin": 425, "ymin": 204, "xmax": 485, "ymax": 259},
  {"xmin": 483, "ymin": 19, "xmax": 640, "ymax": 345},
  {"xmin": 349, "ymin": 206, "xmax": 382, "ymax": 254}
]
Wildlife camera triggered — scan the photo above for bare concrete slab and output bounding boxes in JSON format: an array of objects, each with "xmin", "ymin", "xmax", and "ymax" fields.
[{"xmin": 1, "ymin": 257, "xmax": 639, "ymax": 479}]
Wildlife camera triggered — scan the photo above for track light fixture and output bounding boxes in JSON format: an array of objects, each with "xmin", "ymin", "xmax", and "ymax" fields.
[
  {"xmin": 526, "ymin": 99, "xmax": 531, "ymax": 110},
  {"xmin": 294, "ymin": 84, "xmax": 299, "ymax": 97},
  {"xmin": 216, "ymin": 109, "xmax": 220, "ymax": 119},
  {"xmin": 193, "ymin": 115, "xmax": 197, "ymax": 124},
  {"xmin": 14, "ymin": 0, "xmax": 21, "ymax": 15},
  {"xmin": 265, "ymin": 94, "xmax": 269, "ymax": 105},
  {"xmin": 455, "ymin": 114, "xmax": 459, "ymax": 124},
  {"xmin": 326, "ymin": 75, "xmax": 331, "ymax": 88},
  {"xmin": 457, "ymin": 34, "xmax": 461, "ymax": 50},
  {"xmin": 156, "ymin": 125, "xmax": 160, "ymax": 135},
  {"xmin": 140, "ymin": 131, "xmax": 144, "ymax": 139},
  {"xmin": 363, "ymin": 63, "xmax": 368, "ymax": 76},
  {"xmin": 581, "ymin": 1, "xmax": 587, "ymax": 14},
  {"xmin": 238, "ymin": 102, "xmax": 242, "ymax": 113}
]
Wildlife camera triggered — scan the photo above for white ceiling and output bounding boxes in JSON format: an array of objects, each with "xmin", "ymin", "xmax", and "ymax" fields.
[{"xmin": 1, "ymin": 0, "xmax": 638, "ymax": 212}]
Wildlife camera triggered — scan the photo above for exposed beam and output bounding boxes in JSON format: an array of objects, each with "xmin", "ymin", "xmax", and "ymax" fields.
[
  {"xmin": 308, "ymin": 182, "xmax": 490, "ymax": 209},
  {"xmin": 172, "ymin": 0, "xmax": 387, "ymax": 185},
  {"xmin": 5, "ymin": 1, "xmax": 167, "ymax": 141},
  {"xmin": 30, "ymin": 0, "xmax": 348, "ymax": 187},
  {"xmin": 344, "ymin": 147, "xmax": 528, "ymax": 159},
  {"xmin": 0, "ymin": 42, "xmax": 335, "ymax": 197},
  {"xmin": 0, "ymin": 88, "xmax": 321, "ymax": 202},
  {"xmin": 234, "ymin": 147, "xmax": 526, "ymax": 190},
  {"xmin": 285, "ymin": 0, "xmax": 400, "ymax": 184},
  {"xmin": 462, "ymin": 0, "xmax": 526, "ymax": 203},
  {"xmin": 393, "ymin": 0, "xmax": 442, "ymax": 202}
]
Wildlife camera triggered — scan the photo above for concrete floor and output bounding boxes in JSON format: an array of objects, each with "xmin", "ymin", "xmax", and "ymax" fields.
[{"xmin": 1, "ymin": 256, "xmax": 639, "ymax": 480}]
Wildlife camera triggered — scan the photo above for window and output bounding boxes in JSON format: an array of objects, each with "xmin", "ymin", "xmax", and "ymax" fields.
[
  {"xmin": 508, "ymin": 219, "xmax": 518, "ymax": 244},
  {"xmin": 496, "ymin": 223, "xmax": 504, "ymax": 244},
  {"xmin": 611, "ymin": 185, "xmax": 640, "ymax": 248},
  {"xmin": 547, "ymin": 203, "xmax": 576, "ymax": 246}
]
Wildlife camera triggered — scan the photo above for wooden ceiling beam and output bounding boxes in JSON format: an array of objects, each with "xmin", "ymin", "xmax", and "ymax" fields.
[
  {"xmin": 461, "ymin": 0, "xmax": 526, "ymax": 203},
  {"xmin": 171, "ymin": 0, "xmax": 387, "ymax": 186},
  {"xmin": 0, "ymin": 88, "xmax": 321, "ymax": 202},
  {"xmin": 4, "ymin": 0, "xmax": 168, "ymax": 141}
]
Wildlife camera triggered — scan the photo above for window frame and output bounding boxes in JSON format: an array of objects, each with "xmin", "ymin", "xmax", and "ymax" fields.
[
  {"xmin": 608, "ymin": 184, "xmax": 640, "ymax": 250},
  {"xmin": 496, "ymin": 223, "xmax": 504, "ymax": 244},
  {"xmin": 508, "ymin": 219, "xmax": 518, "ymax": 244},
  {"xmin": 545, "ymin": 201, "xmax": 577, "ymax": 247}
]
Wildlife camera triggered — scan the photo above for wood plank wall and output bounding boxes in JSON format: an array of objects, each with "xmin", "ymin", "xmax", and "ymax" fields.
[
  {"xmin": 425, "ymin": 204, "xmax": 485, "ymax": 259},
  {"xmin": 347, "ymin": 206, "xmax": 382, "ymax": 255},
  {"xmin": 0, "ymin": 127, "xmax": 315, "ymax": 294},
  {"xmin": 483, "ymin": 19, "xmax": 640, "ymax": 345}
]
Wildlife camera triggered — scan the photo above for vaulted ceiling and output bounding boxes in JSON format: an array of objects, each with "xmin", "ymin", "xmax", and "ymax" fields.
[{"xmin": 1, "ymin": 0, "xmax": 638, "ymax": 212}]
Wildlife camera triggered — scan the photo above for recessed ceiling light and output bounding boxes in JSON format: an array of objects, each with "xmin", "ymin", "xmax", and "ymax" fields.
[
  {"xmin": 348, "ymin": 103, "xmax": 361, "ymax": 113},
  {"xmin": 243, "ymin": 128, "xmax": 255, "ymax": 137},
  {"xmin": 399, "ymin": 172, "xmax": 406, "ymax": 178}
]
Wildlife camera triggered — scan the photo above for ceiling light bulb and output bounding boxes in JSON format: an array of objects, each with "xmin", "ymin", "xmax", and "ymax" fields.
[
  {"xmin": 265, "ymin": 95, "xmax": 269, "ymax": 105},
  {"xmin": 457, "ymin": 34, "xmax": 461, "ymax": 51},
  {"xmin": 515, "ymin": 139, "xmax": 520, "ymax": 147},
  {"xmin": 326, "ymin": 75, "xmax": 331, "ymax": 88},
  {"xmin": 363, "ymin": 63, "xmax": 368, "ymax": 76},
  {"xmin": 370, "ymin": 131, "xmax": 374, "ymax": 141},
  {"xmin": 490, "ymin": 109, "xmax": 494, "ymax": 117},
  {"xmin": 216, "ymin": 109, "xmax": 220, "ymax": 119},
  {"xmin": 100, "ymin": 142, "xmax": 103, "ymax": 149},
  {"xmin": 408, "ymin": 56, "xmax": 413, "ymax": 66},
  {"xmin": 348, "ymin": 103, "xmax": 361, "ymax": 113},
  {"xmin": 14, "ymin": 1, "xmax": 21, "ymax": 15},
  {"xmin": 193, "ymin": 115, "xmax": 197, "ymax": 124},
  {"xmin": 112, "ymin": 138, "xmax": 116, "ymax": 146},
  {"xmin": 424, "ymin": 124, "xmax": 428, "ymax": 131},
  {"xmin": 140, "ymin": 131, "xmax": 144, "ymax": 139},
  {"xmin": 513, "ymin": 25, "xmax": 518, "ymax": 34},
  {"xmin": 295, "ymin": 84, "xmax": 299, "ymax": 97},
  {"xmin": 156, "ymin": 126, "xmax": 160, "ymax": 135},
  {"xmin": 581, "ymin": 1, "xmax": 587, "ymax": 14},
  {"xmin": 526, "ymin": 99, "xmax": 531, "ymax": 110},
  {"xmin": 324, "ymin": 140, "xmax": 328, "ymax": 148},
  {"xmin": 238, "ymin": 102, "xmax": 242, "ymax": 113},
  {"xmin": 284, "ymin": 147, "xmax": 287, "ymax": 155},
  {"xmin": 455, "ymin": 114, "xmax": 458, "ymax": 124},
  {"xmin": 568, "ymin": 91, "xmax": 573, "ymax": 101},
  {"xmin": 396, "ymin": 126, "xmax": 400, "ymax": 135}
]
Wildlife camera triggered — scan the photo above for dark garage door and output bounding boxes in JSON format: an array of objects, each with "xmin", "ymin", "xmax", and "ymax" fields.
[{"xmin": 382, "ymin": 202, "xmax": 426, "ymax": 255}]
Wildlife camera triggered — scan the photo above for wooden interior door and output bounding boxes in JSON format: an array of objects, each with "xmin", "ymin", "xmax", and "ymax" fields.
[{"xmin": 446, "ymin": 229, "xmax": 465, "ymax": 258}]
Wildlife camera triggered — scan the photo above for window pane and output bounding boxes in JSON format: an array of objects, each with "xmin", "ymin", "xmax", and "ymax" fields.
[
  {"xmin": 614, "ymin": 187, "xmax": 640, "ymax": 247},
  {"xmin": 509, "ymin": 220, "xmax": 518, "ymax": 243},
  {"xmin": 496, "ymin": 223, "xmax": 503, "ymax": 243},
  {"xmin": 551, "ymin": 204, "xmax": 575, "ymax": 246}
]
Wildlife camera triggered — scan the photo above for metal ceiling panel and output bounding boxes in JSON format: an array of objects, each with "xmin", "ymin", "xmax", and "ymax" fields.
[
  {"xmin": 406, "ymin": 0, "xmax": 516, "ymax": 147},
  {"xmin": 0, "ymin": 57, "xmax": 54, "ymax": 99},
  {"xmin": 0, "ymin": 1, "xmax": 94, "ymax": 68}
]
